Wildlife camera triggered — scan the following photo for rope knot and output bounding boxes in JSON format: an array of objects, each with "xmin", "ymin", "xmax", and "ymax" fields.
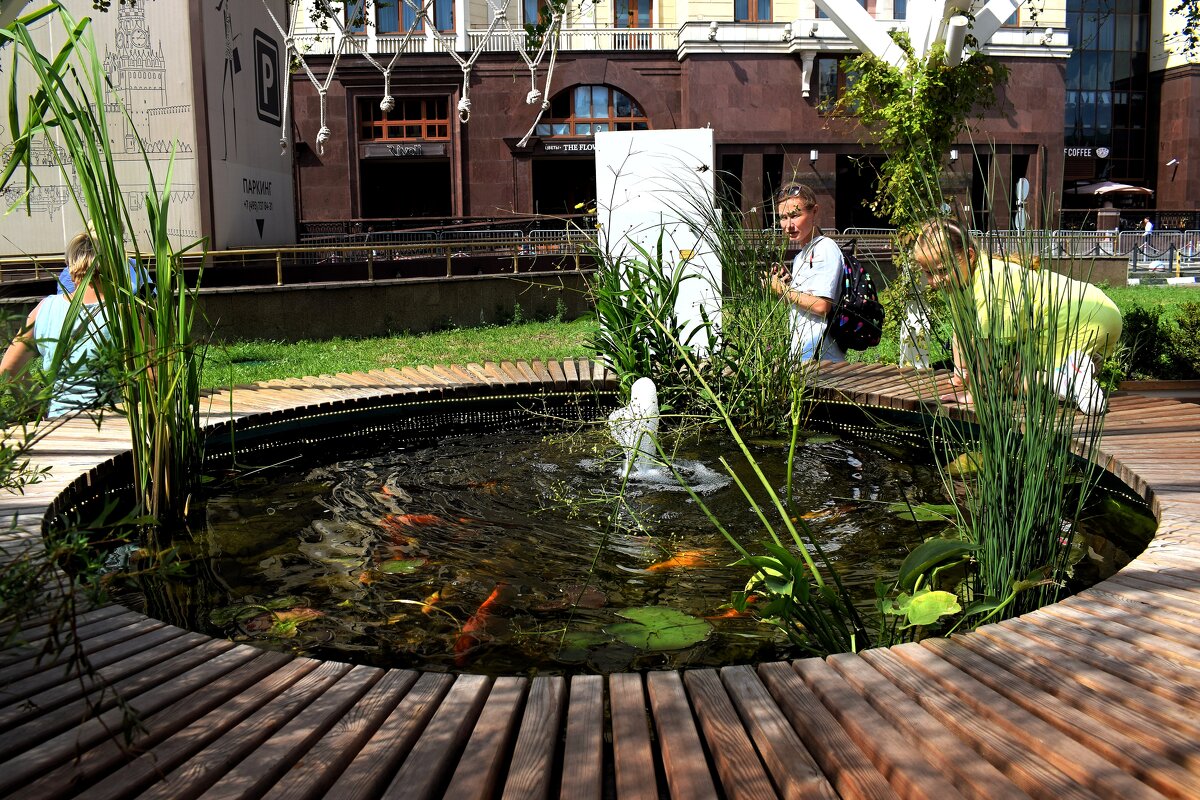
[
  {"xmin": 316, "ymin": 126, "xmax": 332, "ymax": 148},
  {"xmin": 457, "ymin": 97, "xmax": 471, "ymax": 121},
  {"xmin": 279, "ymin": 138, "xmax": 288, "ymax": 154},
  {"xmin": 380, "ymin": 95, "xmax": 396, "ymax": 113},
  {"xmin": 526, "ymin": 88, "xmax": 542, "ymax": 105}
]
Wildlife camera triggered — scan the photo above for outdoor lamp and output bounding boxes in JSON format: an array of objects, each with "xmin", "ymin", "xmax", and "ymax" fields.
[
  {"xmin": 809, "ymin": 149, "xmax": 819, "ymax": 163},
  {"xmin": 708, "ymin": 21, "xmax": 718, "ymax": 40},
  {"xmin": 950, "ymin": 149, "xmax": 959, "ymax": 162}
]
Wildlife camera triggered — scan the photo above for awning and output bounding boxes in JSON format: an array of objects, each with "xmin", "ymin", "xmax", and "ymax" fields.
[{"xmin": 1065, "ymin": 181, "xmax": 1155, "ymax": 195}]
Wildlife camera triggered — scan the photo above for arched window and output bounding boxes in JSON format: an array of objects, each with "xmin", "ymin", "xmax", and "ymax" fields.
[{"xmin": 535, "ymin": 85, "xmax": 649, "ymax": 137}]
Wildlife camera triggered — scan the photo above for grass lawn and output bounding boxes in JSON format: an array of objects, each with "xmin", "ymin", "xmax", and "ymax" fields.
[
  {"xmin": 199, "ymin": 283, "xmax": 1200, "ymax": 389},
  {"xmin": 201, "ymin": 317, "xmax": 599, "ymax": 389}
]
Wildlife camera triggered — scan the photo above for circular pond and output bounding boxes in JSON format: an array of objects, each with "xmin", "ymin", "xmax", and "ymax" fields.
[{"xmin": 115, "ymin": 404, "xmax": 1154, "ymax": 676}]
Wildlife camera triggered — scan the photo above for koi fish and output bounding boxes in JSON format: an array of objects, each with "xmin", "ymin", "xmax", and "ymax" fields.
[
  {"xmin": 467, "ymin": 479, "xmax": 501, "ymax": 493},
  {"xmin": 705, "ymin": 595, "xmax": 759, "ymax": 620},
  {"xmin": 382, "ymin": 513, "xmax": 447, "ymax": 529},
  {"xmin": 454, "ymin": 582, "xmax": 508, "ymax": 665},
  {"xmin": 421, "ymin": 590, "xmax": 441, "ymax": 614},
  {"xmin": 797, "ymin": 503, "xmax": 856, "ymax": 522},
  {"xmin": 645, "ymin": 548, "xmax": 716, "ymax": 572}
]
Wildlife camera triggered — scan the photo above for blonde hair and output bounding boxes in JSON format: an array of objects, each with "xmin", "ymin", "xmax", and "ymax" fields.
[
  {"xmin": 65, "ymin": 231, "xmax": 97, "ymax": 287},
  {"xmin": 775, "ymin": 182, "xmax": 818, "ymax": 209}
]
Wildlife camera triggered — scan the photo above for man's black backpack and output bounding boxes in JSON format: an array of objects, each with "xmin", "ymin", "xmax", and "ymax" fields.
[{"xmin": 829, "ymin": 240, "xmax": 885, "ymax": 351}]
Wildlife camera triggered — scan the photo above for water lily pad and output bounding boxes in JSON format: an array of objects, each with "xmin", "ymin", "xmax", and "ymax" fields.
[
  {"xmin": 606, "ymin": 606, "xmax": 712, "ymax": 651},
  {"xmin": 380, "ymin": 558, "xmax": 425, "ymax": 574},
  {"xmin": 886, "ymin": 502, "xmax": 958, "ymax": 523},
  {"xmin": 803, "ymin": 433, "xmax": 840, "ymax": 445},
  {"xmin": 556, "ymin": 630, "xmax": 610, "ymax": 662}
]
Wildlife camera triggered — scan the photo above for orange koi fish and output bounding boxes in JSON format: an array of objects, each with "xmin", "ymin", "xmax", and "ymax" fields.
[
  {"xmin": 382, "ymin": 513, "xmax": 447, "ymax": 529},
  {"xmin": 705, "ymin": 595, "xmax": 759, "ymax": 620},
  {"xmin": 645, "ymin": 548, "xmax": 716, "ymax": 572},
  {"xmin": 454, "ymin": 582, "xmax": 509, "ymax": 665},
  {"xmin": 421, "ymin": 590, "xmax": 441, "ymax": 614},
  {"xmin": 797, "ymin": 503, "xmax": 856, "ymax": 522}
]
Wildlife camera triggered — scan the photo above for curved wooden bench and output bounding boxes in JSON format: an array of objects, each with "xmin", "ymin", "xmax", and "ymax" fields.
[{"xmin": 2, "ymin": 359, "xmax": 1199, "ymax": 800}]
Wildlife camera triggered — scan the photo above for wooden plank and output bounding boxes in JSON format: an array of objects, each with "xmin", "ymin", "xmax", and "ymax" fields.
[
  {"xmin": 0, "ymin": 610, "xmax": 166, "ymax": 687},
  {"xmin": 756, "ymin": 660, "xmax": 899, "ymax": 800},
  {"xmin": 20, "ymin": 650, "xmax": 296, "ymax": 799},
  {"xmin": 825, "ymin": 654, "xmax": 1029, "ymax": 800},
  {"xmin": 381, "ymin": 673, "xmax": 491, "ymax": 800},
  {"xmin": 718, "ymin": 665, "xmax": 839, "ymax": 800},
  {"xmin": 859, "ymin": 648, "xmax": 1103, "ymax": 800},
  {"xmin": 83, "ymin": 658, "xmax": 319, "ymax": 800},
  {"xmin": 203, "ymin": 664, "xmax": 384, "ymax": 798},
  {"xmin": 792, "ymin": 658, "xmax": 967, "ymax": 800},
  {"xmin": 974, "ymin": 622, "xmax": 1200, "ymax": 737},
  {"xmin": 558, "ymin": 675, "xmax": 604, "ymax": 800},
  {"xmin": 0, "ymin": 642, "xmax": 268, "ymax": 798},
  {"xmin": 682, "ymin": 669, "xmax": 778, "ymax": 800},
  {"xmin": 132, "ymin": 660, "xmax": 353, "ymax": 800},
  {"xmin": 608, "ymin": 673, "xmax": 658, "ymax": 800},
  {"xmin": 263, "ymin": 669, "xmax": 420, "ymax": 800},
  {"xmin": 443, "ymin": 677, "xmax": 528, "ymax": 800},
  {"xmin": 882, "ymin": 644, "xmax": 1164, "ymax": 800},
  {"xmin": 0, "ymin": 627, "xmax": 204, "ymax": 743},
  {"xmin": 0, "ymin": 632, "xmax": 232, "ymax": 760},
  {"xmin": 501, "ymin": 675, "xmax": 566, "ymax": 800},
  {"xmin": 326, "ymin": 671, "xmax": 454, "ymax": 800},
  {"xmin": 646, "ymin": 670, "xmax": 718, "ymax": 800},
  {"xmin": 1022, "ymin": 607, "xmax": 1200, "ymax": 691},
  {"xmin": 938, "ymin": 634, "xmax": 1200, "ymax": 796}
]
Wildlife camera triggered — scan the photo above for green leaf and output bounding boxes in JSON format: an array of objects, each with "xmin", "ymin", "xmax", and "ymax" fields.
[
  {"xmin": 886, "ymin": 502, "xmax": 959, "ymax": 523},
  {"xmin": 606, "ymin": 606, "xmax": 712, "ymax": 651},
  {"xmin": 897, "ymin": 538, "xmax": 978, "ymax": 591},
  {"xmin": 902, "ymin": 589, "xmax": 961, "ymax": 626},
  {"xmin": 379, "ymin": 558, "xmax": 425, "ymax": 574}
]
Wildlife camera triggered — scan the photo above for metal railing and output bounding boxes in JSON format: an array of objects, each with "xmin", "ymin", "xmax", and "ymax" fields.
[{"xmin": 292, "ymin": 26, "xmax": 679, "ymax": 56}]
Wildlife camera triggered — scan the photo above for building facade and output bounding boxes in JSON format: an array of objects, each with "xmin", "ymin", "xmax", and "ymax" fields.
[{"xmin": 290, "ymin": 0, "xmax": 1198, "ymax": 232}]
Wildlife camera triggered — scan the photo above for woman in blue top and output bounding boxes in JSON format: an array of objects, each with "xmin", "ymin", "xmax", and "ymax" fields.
[
  {"xmin": 0, "ymin": 232, "xmax": 114, "ymax": 418},
  {"xmin": 766, "ymin": 183, "xmax": 845, "ymax": 362}
]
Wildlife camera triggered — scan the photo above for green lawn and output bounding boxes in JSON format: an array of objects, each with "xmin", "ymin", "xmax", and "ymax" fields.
[
  {"xmin": 200, "ymin": 283, "xmax": 1200, "ymax": 389},
  {"xmin": 201, "ymin": 317, "xmax": 599, "ymax": 389}
]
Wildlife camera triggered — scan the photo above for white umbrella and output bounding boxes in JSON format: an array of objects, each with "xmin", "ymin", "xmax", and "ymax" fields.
[{"xmin": 1066, "ymin": 181, "xmax": 1155, "ymax": 195}]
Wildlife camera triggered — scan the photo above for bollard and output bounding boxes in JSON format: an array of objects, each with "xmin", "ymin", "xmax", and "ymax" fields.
[{"xmin": 276, "ymin": 250, "xmax": 283, "ymax": 286}]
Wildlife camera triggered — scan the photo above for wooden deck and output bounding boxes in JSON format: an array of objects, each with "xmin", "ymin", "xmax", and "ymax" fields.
[{"xmin": 3, "ymin": 359, "xmax": 1200, "ymax": 799}]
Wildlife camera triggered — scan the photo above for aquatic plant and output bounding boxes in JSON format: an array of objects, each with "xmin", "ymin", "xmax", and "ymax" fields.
[
  {"xmin": 2, "ymin": 3, "xmax": 205, "ymax": 524},
  {"xmin": 902, "ymin": 206, "xmax": 1112, "ymax": 625}
]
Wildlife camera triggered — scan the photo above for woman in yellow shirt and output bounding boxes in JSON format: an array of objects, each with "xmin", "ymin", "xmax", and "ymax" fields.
[{"xmin": 911, "ymin": 219, "xmax": 1122, "ymax": 415}]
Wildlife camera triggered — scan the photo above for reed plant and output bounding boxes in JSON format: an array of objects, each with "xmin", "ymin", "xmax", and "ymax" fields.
[
  {"xmin": 1, "ymin": 3, "xmax": 204, "ymax": 524},
  {"xmin": 900, "ymin": 205, "xmax": 1111, "ymax": 625}
]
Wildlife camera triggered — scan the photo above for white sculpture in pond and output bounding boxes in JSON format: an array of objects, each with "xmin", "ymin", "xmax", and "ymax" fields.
[{"xmin": 608, "ymin": 377, "xmax": 660, "ymax": 476}]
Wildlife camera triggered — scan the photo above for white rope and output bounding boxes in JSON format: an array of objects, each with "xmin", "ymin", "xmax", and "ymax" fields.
[{"xmin": 267, "ymin": 0, "xmax": 565, "ymax": 151}]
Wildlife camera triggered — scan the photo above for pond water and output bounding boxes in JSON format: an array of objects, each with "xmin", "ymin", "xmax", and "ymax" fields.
[{"xmin": 125, "ymin": 423, "xmax": 1154, "ymax": 675}]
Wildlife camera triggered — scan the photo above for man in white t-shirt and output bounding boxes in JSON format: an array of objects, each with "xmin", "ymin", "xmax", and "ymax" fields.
[{"xmin": 767, "ymin": 183, "xmax": 845, "ymax": 362}]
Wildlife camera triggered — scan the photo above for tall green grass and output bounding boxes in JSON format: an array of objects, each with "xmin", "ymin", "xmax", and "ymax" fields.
[{"xmin": 2, "ymin": 3, "xmax": 203, "ymax": 523}]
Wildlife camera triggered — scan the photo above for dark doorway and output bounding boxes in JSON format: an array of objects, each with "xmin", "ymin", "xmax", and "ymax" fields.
[
  {"xmin": 971, "ymin": 154, "xmax": 992, "ymax": 231},
  {"xmin": 835, "ymin": 155, "xmax": 889, "ymax": 231},
  {"xmin": 361, "ymin": 160, "xmax": 452, "ymax": 219},
  {"xmin": 532, "ymin": 158, "xmax": 596, "ymax": 216}
]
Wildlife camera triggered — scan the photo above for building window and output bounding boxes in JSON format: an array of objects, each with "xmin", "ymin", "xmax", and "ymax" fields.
[
  {"xmin": 535, "ymin": 85, "xmax": 649, "ymax": 137},
  {"xmin": 359, "ymin": 97, "xmax": 451, "ymax": 141},
  {"xmin": 818, "ymin": 0, "xmax": 866, "ymax": 20},
  {"xmin": 735, "ymin": 0, "xmax": 771, "ymax": 22},
  {"xmin": 815, "ymin": 56, "xmax": 858, "ymax": 114},
  {"xmin": 524, "ymin": 0, "xmax": 552, "ymax": 26},
  {"xmin": 345, "ymin": 0, "xmax": 366, "ymax": 33},
  {"xmin": 373, "ymin": 0, "xmax": 454, "ymax": 33},
  {"xmin": 892, "ymin": 0, "xmax": 906, "ymax": 19},
  {"xmin": 615, "ymin": 0, "xmax": 652, "ymax": 27}
]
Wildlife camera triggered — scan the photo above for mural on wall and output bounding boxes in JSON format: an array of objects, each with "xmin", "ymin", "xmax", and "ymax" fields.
[
  {"xmin": 0, "ymin": 1, "xmax": 201, "ymax": 257},
  {"xmin": 203, "ymin": 0, "xmax": 296, "ymax": 249}
]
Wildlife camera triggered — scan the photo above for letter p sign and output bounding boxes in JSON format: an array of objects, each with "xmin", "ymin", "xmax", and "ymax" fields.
[{"xmin": 254, "ymin": 29, "xmax": 281, "ymax": 126}]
